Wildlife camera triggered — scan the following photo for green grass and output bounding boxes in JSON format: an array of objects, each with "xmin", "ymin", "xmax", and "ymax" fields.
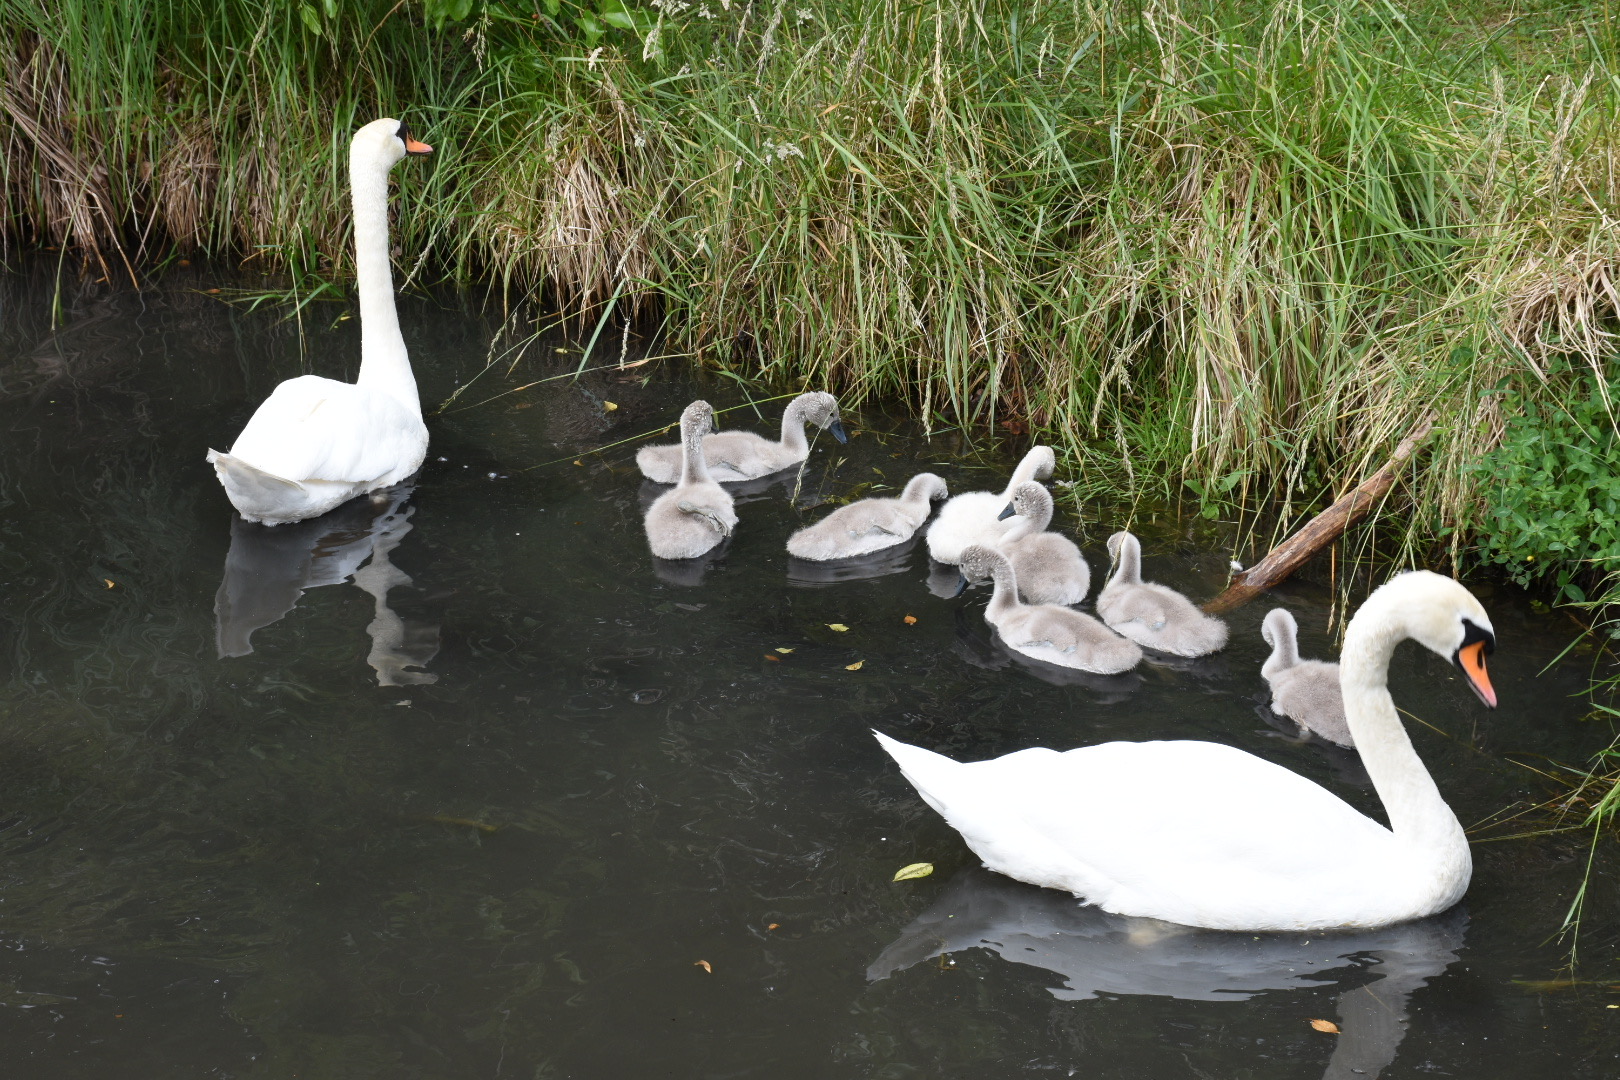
[{"xmin": 1, "ymin": 0, "xmax": 1618, "ymax": 548}]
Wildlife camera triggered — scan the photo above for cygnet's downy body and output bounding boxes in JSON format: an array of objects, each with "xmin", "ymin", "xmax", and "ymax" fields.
[
  {"xmin": 1261, "ymin": 608, "xmax": 1354, "ymax": 747},
  {"xmin": 642, "ymin": 400, "xmax": 737, "ymax": 559},
  {"xmin": 787, "ymin": 472, "xmax": 948, "ymax": 561},
  {"xmin": 1096, "ymin": 531, "xmax": 1228, "ymax": 657},
  {"xmin": 927, "ymin": 446, "xmax": 1056, "ymax": 564},
  {"xmin": 959, "ymin": 545, "xmax": 1141, "ymax": 674},
  {"xmin": 636, "ymin": 391, "xmax": 846, "ymax": 483},
  {"xmin": 995, "ymin": 481, "xmax": 1090, "ymax": 606}
]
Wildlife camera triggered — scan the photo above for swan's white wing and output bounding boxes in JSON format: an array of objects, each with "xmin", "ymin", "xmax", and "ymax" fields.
[
  {"xmin": 229, "ymin": 376, "xmax": 424, "ymax": 484},
  {"xmin": 880, "ymin": 734, "xmax": 1402, "ymax": 929}
]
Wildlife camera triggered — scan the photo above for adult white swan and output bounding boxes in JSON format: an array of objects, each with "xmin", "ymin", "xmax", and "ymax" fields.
[
  {"xmin": 208, "ymin": 118, "xmax": 433, "ymax": 525},
  {"xmin": 874, "ymin": 571, "xmax": 1497, "ymax": 931}
]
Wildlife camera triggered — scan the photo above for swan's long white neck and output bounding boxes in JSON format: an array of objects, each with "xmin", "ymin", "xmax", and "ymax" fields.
[
  {"xmin": 680, "ymin": 412, "xmax": 715, "ymax": 487},
  {"xmin": 352, "ymin": 150, "xmax": 420, "ymax": 417},
  {"xmin": 1339, "ymin": 595, "xmax": 1467, "ymax": 860}
]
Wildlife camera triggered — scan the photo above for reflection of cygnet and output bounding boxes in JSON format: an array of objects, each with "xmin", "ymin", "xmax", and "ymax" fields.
[
  {"xmin": 1262, "ymin": 608, "xmax": 1352, "ymax": 747},
  {"xmin": 926, "ymin": 445, "xmax": 1055, "ymax": 564},
  {"xmin": 1097, "ymin": 531, "xmax": 1228, "ymax": 656},
  {"xmin": 643, "ymin": 401, "xmax": 736, "ymax": 560},
  {"xmin": 787, "ymin": 472, "xmax": 947, "ymax": 561},
  {"xmin": 635, "ymin": 391, "xmax": 846, "ymax": 483},
  {"xmin": 958, "ymin": 545, "xmax": 1140, "ymax": 675},
  {"xmin": 995, "ymin": 481, "xmax": 1089, "ymax": 606}
]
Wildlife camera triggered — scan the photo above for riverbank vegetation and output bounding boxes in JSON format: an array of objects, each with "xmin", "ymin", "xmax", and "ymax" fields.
[{"xmin": 3, "ymin": 2, "xmax": 1619, "ymax": 749}]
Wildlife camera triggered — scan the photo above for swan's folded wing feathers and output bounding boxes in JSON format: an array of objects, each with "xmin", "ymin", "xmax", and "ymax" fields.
[{"xmin": 229, "ymin": 377, "xmax": 422, "ymax": 485}]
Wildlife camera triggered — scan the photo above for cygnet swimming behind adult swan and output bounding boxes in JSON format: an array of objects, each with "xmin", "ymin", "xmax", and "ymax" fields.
[
  {"xmin": 957, "ymin": 545, "xmax": 1140, "ymax": 674},
  {"xmin": 208, "ymin": 118, "xmax": 433, "ymax": 525},
  {"xmin": 636, "ymin": 391, "xmax": 847, "ymax": 483},
  {"xmin": 1261, "ymin": 607, "xmax": 1353, "ymax": 747},
  {"xmin": 926, "ymin": 445, "xmax": 1056, "ymax": 564},
  {"xmin": 995, "ymin": 481, "xmax": 1090, "ymax": 606},
  {"xmin": 786, "ymin": 472, "xmax": 948, "ymax": 561},
  {"xmin": 1096, "ymin": 531, "xmax": 1227, "ymax": 656},
  {"xmin": 874, "ymin": 570, "xmax": 1497, "ymax": 931},
  {"xmin": 643, "ymin": 400, "xmax": 737, "ymax": 559}
]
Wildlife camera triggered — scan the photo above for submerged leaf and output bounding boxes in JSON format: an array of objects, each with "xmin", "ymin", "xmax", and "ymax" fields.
[
  {"xmin": 604, "ymin": 401, "xmax": 619, "ymax": 412},
  {"xmin": 694, "ymin": 960, "xmax": 712, "ymax": 973},
  {"xmin": 892, "ymin": 862, "xmax": 934, "ymax": 882}
]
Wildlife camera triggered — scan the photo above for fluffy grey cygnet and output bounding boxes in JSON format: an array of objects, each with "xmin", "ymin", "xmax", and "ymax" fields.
[
  {"xmin": 995, "ymin": 481, "xmax": 1090, "ymax": 606},
  {"xmin": 643, "ymin": 400, "xmax": 737, "ymax": 559},
  {"xmin": 787, "ymin": 472, "xmax": 948, "ymax": 561},
  {"xmin": 1261, "ymin": 608, "xmax": 1353, "ymax": 747},
  {"xmin": 1096, "ymin": 531, "xmax": 1228, "ymax": 657},
  {"xmin": 958, "ymin": 545, "xmax": 1141, "ymax": 674},
  {"xmin": 636, "ymin": 391, "xmax": 846, "ymax": 483},
  {"xmin": 925, "ymin": 445, "xmax": 1056, "ymax": 564}
]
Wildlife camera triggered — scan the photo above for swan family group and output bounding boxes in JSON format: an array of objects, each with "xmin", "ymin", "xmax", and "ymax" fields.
[{"xmin": 209, "ymin": 119, "xmax": 1501, "ymax": 937}]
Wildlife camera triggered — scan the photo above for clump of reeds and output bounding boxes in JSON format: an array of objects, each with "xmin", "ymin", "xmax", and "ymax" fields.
[{"xmin": 3, "ymin": 0, "xmax": 1619, "ymax": 557}]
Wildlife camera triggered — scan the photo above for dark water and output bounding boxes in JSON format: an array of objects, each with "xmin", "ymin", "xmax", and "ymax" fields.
[{"xmin": 0, "ymin": 272, "xmax": 1617, "ymax": 1079}]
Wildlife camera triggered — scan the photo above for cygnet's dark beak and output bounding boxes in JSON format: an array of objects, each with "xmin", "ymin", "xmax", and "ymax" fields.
[
  {"xmin": 997, "ymin": 502, "xmax": 1016, "ymax": 521},
  {"xmin": 829, "ymin": 420, "xmax": 849, "ymax": 444},
  {"xmin": 952, "ymin": 573, "xmax": 969, "ymax": 598}
]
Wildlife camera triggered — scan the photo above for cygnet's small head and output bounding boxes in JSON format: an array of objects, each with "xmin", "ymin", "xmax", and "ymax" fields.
[
  {"xmin": 997, "ymin": 480, "xmax": 1052, "ymax": 522},
  {"xmin": 351, "ymin": 117, "xmax": 433, "ymax": 172},
  {"xmin": 680, "ymin": 399, "xmax": 719, "ymax": 435},
  {"xmin": 1105, "ymin": 530, "xmax": 1136, "ymax": 564},
  {"xmin": 796, "ymin": 391, "xmax": 848, "ymax": 444},
  {"xmin": 1365, "ymin": 570, "xmax": 1497, "ymax": 707},
  {"xmin": 677, "ymin": 498, "xmax": 733, "ymax": 536},
  {"xmin": 1023, "ymin": 445, "xmax": 1057, "ymax": 481},
  {"xmin": 956, "ymin": 544, "xmax": 1007, "ymax": 587},
  {"xmin": 1260, "ymin": 608, "xmax": 1297, "ymax": 650},
  {"xmin": 905, "ymin": 472, "xmax": 949, "ymax": 503}
]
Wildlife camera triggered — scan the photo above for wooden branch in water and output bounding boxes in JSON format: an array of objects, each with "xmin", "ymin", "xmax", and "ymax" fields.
[{"xmin": 1202, "ymin": 416, "xmax": 1437, "ymax": 615}]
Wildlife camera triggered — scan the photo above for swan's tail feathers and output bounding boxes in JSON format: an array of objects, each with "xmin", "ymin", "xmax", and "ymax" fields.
[
  {"xmin": 209, "ymin": 450, "xmax": 303, "ymax": 524},
  {"xmin": 872, "ymin": 731, "xmax": 967, "ymax": 819}
]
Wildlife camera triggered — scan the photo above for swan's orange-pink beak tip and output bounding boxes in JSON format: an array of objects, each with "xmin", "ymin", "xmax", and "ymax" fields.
[
  {"xmin": 405, "ymin": 138, "xmax": 433, "ymax": 155},
  {"xmin": 1458, "ymin": 640, "xmax": 1496, "ymax": 708}
]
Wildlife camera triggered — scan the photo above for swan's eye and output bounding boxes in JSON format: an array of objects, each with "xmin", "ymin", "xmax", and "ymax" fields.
[{"xmin": 1460, "ymin": 618, "xmax": 1495, "ymax": 656}]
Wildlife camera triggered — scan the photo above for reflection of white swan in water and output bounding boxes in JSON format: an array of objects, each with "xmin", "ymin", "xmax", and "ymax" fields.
[
  {"xmin": 870, "ymin": 868, "xmax": 1465, "ymax": 1080},
  {"xmin": 214, "ymin": 486, "xmax": 439, "ymax": 686}
]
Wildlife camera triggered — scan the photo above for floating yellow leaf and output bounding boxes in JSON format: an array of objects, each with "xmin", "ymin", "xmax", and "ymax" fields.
[
  {"xmin": 828, "ymin": 623, "xmax": 849, "ymax": 632},
  {"xmin": 845, "ymin": 661, "xmax": 864, "ymax": 671},
  {"xmin": 694, "ymin": 960, "xmax": 712, "ymax": 973},
  {"xmin": 573, "ymin": 460, "xmax": 583, "ymax": 466},
  {"xmin": 775, "ymin": 647, "xmax": 794, "ymax": 654},
  {"xmin": 893, "ymin": 862, "xmax": 934, "ymax": 882},
  {"xmin": 103, "ymin": 579, "xmax": 117, "ymax": 589},
  {"xmin": 767, "ymin": 923, "xmax": 780, "ymax": 930},
  {"xmin": 604, "ymin": 401, "xmax": 619, "ymax": 411},
  {"xmin": 1308, "ymin": 1019, "xmax": 1340, "ymax": 1034},
  {"xmin": 903, "ymin": 615, "xmax": 917, "ymax": 625}
]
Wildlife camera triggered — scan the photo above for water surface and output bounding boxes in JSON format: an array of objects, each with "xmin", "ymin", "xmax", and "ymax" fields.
[{"xmin": 0, "ymin": 272, "xmax": 1616, "ymax": 1078}]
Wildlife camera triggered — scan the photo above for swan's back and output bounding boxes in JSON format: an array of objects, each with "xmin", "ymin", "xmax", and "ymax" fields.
[{"xmin": 875, "ymin": 732, "xmax": 1419, "ymax": 930}]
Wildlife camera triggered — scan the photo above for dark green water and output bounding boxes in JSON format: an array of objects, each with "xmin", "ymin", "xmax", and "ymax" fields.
[{"xmin": 0, "ymin": 272, "xmax": 1616, "ymax": 1078}]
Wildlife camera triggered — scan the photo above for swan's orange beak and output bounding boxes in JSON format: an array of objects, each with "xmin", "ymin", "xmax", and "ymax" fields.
[
  {"xmin": 1454, "ymin": 640, "xmax": 1496, "ymax": 708},
  {"xmin": 405, "ymin": 137, "xmax": 433, "ymax": 156}
]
